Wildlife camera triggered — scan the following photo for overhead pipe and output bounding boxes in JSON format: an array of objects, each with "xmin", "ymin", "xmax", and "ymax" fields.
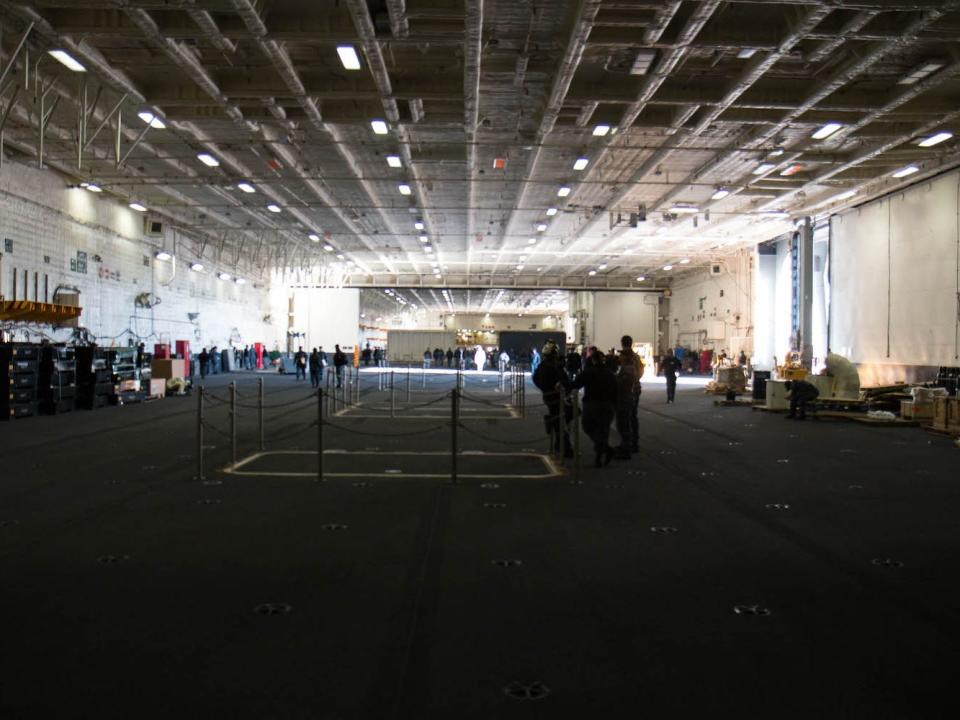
[
  {"xmin": 804, "ymin": 10, "xmax": 879, "ymax": 64},
  {"xmin": 464, "ymin": 0, "xmax": 484, "ymax": 273},
  {"xmin": 185, "ymin": 7, "xmax": 237, "ymax": 54},
  {"xmin": 342, "ymin": 0, "xmax": 439, "ymax": 264}
]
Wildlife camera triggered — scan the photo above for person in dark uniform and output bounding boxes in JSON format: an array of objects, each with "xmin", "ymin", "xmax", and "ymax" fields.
[
  {"xmin": 373, "ymin": 347, "xmax": 382, "ymax": 367},
  {"xmin": 615, "ymin": 335, "xmax": 644, "ymax": 456},
  {"xmin": 423, "ymin": 348, "xmax": 432, "ymax": 368},
  {"xmin": 294, "ymin": 346, "xmax": 307, "ymax": 380},
  {"xmin": 317, "ymin": 346, "xmax": 326, "ymax": 382},
  {"xmin": 361, "ymin": 343, "xmax": 372, "ymax": 367},
  {"xmin": 446, "ymin": 347, "xmax": 454, "ymax": 368},
  {"xmin": 565, "ymin": 347, "xmax": 582, "ymax": 380},
  {"xmin": 785, "ymin": 380, "xmax": 819, "ymax": 420},
  {"xmin": 661, "ymin": 349, "xmax": 681, "ymax": 403},
  {"xmin": 333, "ymin": 344, "xmax": 347, "ymax": 388},
  {"xmin": 198, "ymin": 348, "xmax": 210, "ymax": 379},
  {"xmin": 532, "ymin": 343, "xmax": 573, "ymax": 458},
  {"xmin": 573, "ymin": 350, "xmax": 617, "ymax": 467},
  {"xmin": 309, "ymin": 348, "xmax": 321, "ymax": 388},
  {"xmin": 433, "ymin": 347, "xmax": 444, "ymax": 369}
]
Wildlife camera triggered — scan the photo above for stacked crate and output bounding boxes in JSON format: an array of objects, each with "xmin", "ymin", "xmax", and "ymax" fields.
[
  {"xmin": 0, "ymin": 343, "xmax": 40, "ymax": 420},
  {"xmin": 75, "ymin": 346, "xmax": 113, "ymax": 409},
  {"xmin": 38, "ymin": 345, "xmax": 77, "ymax": 414}
]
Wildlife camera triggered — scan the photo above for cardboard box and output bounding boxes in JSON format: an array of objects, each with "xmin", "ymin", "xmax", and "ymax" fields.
[
  {"xmin": 151, "ymin": 358, "xmax": 187, "ymax": 380},
  {"xmin": 933, "ymin": 397, "xmax": 950, "ymax": 429},
  {"xmin": 148, "ymin": 378, "xmax": 166, "ymax": 399},
  {"xmin": 119, "ymin": 379, "xmax": 139, "ymax": 392},
  {"xmin": 903, "ymin": 400, "xmax": 934, "ymax": 421}
]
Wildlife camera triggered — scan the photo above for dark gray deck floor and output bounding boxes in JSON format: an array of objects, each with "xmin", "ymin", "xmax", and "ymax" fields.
[{"xmin": 1, "ymin": 371, "xmax": 958, "ymax": 718}]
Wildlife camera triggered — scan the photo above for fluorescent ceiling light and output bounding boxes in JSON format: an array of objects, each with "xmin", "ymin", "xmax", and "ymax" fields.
[
  {"xmin": 266, "ymin": 204, "xmax": 281, "ymax": 213},
  {"xmin": 769, "ymin": 148, "xmax": 785, "ymax": 157},
  {"xmin": 155, "ymin": 251, "xmax": 172, "ymax": 261},
  {"xmin": 557, "ymin": 186, "xmax": 571, "ymax": 197},
  {"xmin": 669, "ymin": 205, "xmax": 699, "ymax": 214},
  {"xmin": 190, "ymin": 262, "xmax": 204, "ymax": 272},
  {"xmin": 527, "ymin": 237, "xmax": 537, "ymax": 245},
  {"xmin": 588, "ymin": 270, "xmax": 597, "ymax": 276},
  {"xmin": 371, "ymin": 119, "xmax": 389, "ymax": 135},
  {"xmin": 434, "ymin": 273, "xmax": 442, "ymax": 279},
  {"xmin": 636, "ymin": 276, "xmax": 646, "ymax": 281},
  {"xmin": 218, "ymin": 272, "xmax": 231, "ymax": 281},
  {"xmin": 128, "ymin": 202, "xmax": 147, "ymax": 212},
  {"xmin": 336, "ymin": 254, "xmax": 345, "ymax": 260},
  {"xmin": 234, "ymin": 278, "xmax": 246, "ymax": 285},
  {"xmin": 308, "ymin": 233, "xmax": 320, "ymax": 242},
  {"xmin": 780, "ymin": 163, "xmax": 804, "ymax": 177},
  {"xmin": 828, "ymin": 189, "xmax": 857, "ymax": 203},
  {"xmin": 48, "ymin": 49, "xmax": 85, "ymax": 72},
  {"xmin": 386, "ymin": 155, "xmax": 402, "ymax": 168},
  {"xmin": 137, "ymin": 111, "xmax": 165, "ymax": 129},
  {"xmin": 679, "ymin": 258, "xmax": 690, "ymax": 264},
  {"xmin": 536, "ymin": 223, "xmax": 547, "ymax": 232},
  {"xmin": 711, "ymin": 189, "xmax": 730, "ymax": 201},
  {"xmin": 593, "ymin": 124, "xmax": 611, "ymax": 137},
  {"xmin": 414, "ymin": 220, "xmax": 424, "ymax": 230},
  {"xmin": 752, "ymin": 163, "xmax": 775, "ymax": 175},
  {"xmin": 812, "ymin": 122, "xmax": 843, "ymax": 140},
  {"xmin": 546, "ymin": 207, "xmax": 558, "ymax": 216},
  {"xmin": 398, "ymin": 184, "xmax": 412, "ymax": 195},
  {"xmin": 86, "ymin": 184, "xmax": 102, "ymax": 193},
  {"xmin": 737, "ymin": 48, "xmax": 757, "ymax": 59},
  {"xmin": 424, "ymin": 244, "xmax": 433, "ymax": 252},
  {"xmin": 597, "ymin": 263, "xmax": 608, "ymax": 270},
  {"xmin": 898, "ymin": 61, "xmax": 944, "ymax": 85},
  {"xmin": 891, "ymin": 165, "xmax": 919, "ymax": 178},
  {"xmin": 337, "ymin": 45, "xmax": 361, "ymax": 70},
  {"xmin": 323, "ymin": 244, "xmax": 334, "ymax": 252},
  {"xmin": 918, "ymin": 131, "xmax": 952, "ymax": 147},
  {"xmin": 573, "ymin": 157, "xmax": 589, "ymax": 171},
  {"xmin": 197, "ymin": 153, "xmax": 220, "ymax": 167},
  {"xmin": 237, "ymin": 182, "xmax": 256, "ymax": 193},
  {"xmin": 663, "ymin": 265, "xmax": 673, "ymax": 271},
  {"xmin": 419, "ymin": 235, "xmax": 429, "ymax": 243},
  {"xmin": 515, "ymin": 265, "xmax": 524, "ymax": 271}
]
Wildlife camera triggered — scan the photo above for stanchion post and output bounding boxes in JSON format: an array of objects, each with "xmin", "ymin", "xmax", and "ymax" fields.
[
  {"xmin": 451, "ymin": 387, "xmax": 458, "ymax": 485},
  {"xmin": 196, "ymin": 386, "xmax": 205, "ymax": 481},
  {"xmin": 317, "ymin": 388, "xmax": 324, "ymax": 483},
  {"xmin": 229, "ymin": 381, "xmax": 237, "ymax": 464},
  {"xmin": 258, "ymin": 377, "xmax": 265, "ymax": 452},
  {"xmin": 573, "ymin": 391, "xmax": 581, "ymax": 482},
  {"xmin": 390, "ymin": 371, "xmax": 396, "ymax": 418}
]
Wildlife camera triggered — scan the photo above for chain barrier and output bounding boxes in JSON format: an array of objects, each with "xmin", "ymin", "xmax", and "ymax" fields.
[
  {"xmin": 322, "ymin": 420, "xmax": 447, "ymax": 437},
  {"xmin": 455, "ymin": 421, "xmax": 550, "ymax": 447}
]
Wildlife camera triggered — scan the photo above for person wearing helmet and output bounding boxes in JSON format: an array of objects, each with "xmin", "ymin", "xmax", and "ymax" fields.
[{"xmin": 532, "ymin": 341, "xmax": 573, "ymax": 458}]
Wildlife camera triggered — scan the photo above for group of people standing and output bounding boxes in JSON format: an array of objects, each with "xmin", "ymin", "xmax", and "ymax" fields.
[
  {"xmin": 293, "ymin": 345, "xmax": 348, "ymax": 388},
  {"xmin": 422, "ymin": 346, "xmax": 510, "ymax": 371},
  {"xmin": 197, "ymin": 344, "xmax": 264, "ymax": 378},
  {"xmin": 533, "ymin": 336, "xmax": 644, "ymax": 468},
  {"xmin": 360, "ymin": 343, "xmax": 387, "ymax": 367}
]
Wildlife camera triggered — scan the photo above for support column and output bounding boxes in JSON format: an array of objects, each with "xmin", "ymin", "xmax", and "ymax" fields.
[{"xmin": 798, "ymin": 216, "xmax": 814, "ymax": 369}]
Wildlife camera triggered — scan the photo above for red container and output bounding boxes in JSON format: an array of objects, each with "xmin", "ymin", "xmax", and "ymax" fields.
[
  {"xmin": 254, "ymin": 342, "xmax": 264, "ymax": 369},
  {"xmin": 699, "ymin": 349, "xmax": 713, "ymax": 374},
  {"xmin": 153, "ymin": 343, "xmax": 171, "ymax": 359},
  {"xmin": 175, "ymin": 340, "xmax": 191, "ymax": 365}
]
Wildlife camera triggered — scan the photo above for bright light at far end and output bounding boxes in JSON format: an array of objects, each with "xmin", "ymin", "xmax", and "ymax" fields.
[
  {"xmin": 323, "ymin": 244, "xmax": 334, "ymax": 252},
  {"xmin": 398, "ymin": 184, "xmax": 412, "ymax": 195},
  {"xmin": 711, "ymin": 188, "xmax": 730, "ymax": 201},
  {"xmin": 527, "ymin": 237, "xmax": 537, "ymax": 245},
  {"xmin": 197, "ymin": 153, "xmax": 220, "ymax": 167},
  {"xmin": 234, "ymin": 277, "xmax": 246, "ymax": 285},
  {"xmin": 892, "ymin": 165, "xmax": 919, "ymax": 178},
  {"xmin": 266, "ymin": 204, "xmax": 281, "ymax": 213},
  {"xmin": 337, "ymin": 45, "xmax": 361, "ymax": 70},
  {"xmin": 48, "ymin": 49, "xmax": 86, "ymax": 72},
  {"xmin": 573, "ymin": 157, "xmax": 589, "ymax": 171},
  {"xmin": 918, "ymin": 131, "xmax": 953, "ymax": 147},
  {"xmin": 308, "ymin": 233, "xmax": 320, "ymax": 242},
  {"xmin": 588, "ymin": 270, "xmax": 597, "ymax": 276},
  {"xmin": 137, "ymin": 111, "xmax": 165, "ymax": 129},
  {"xmin": 636, "ymin": 276, "xmax": 646, "ymax": 281},
  {"xmin": 86, "ymin": 184, "xmax": 102, "ymax": 193},
  {"xmin": 679, "ymin": 258, "xmax": 690, "ymax": 264},
  {"xmin": 546, "ymin": 207, "xmax": 558, "ymax": 216},
  {"xmin": 128, "ymin": 202, "xmax": 147, "ymax": 212},
  {"xmin": 557, "ymin": 186, "xmax": 571, "ymax": 197},
  {"xmin": 218, "ymin": 272, "xmax": 231, "ymax": 281},
  {"xmin": 663, "ymin": 264, "xmax": 673, "ymax": 271},
  {"xmin": 155, "ymin": 251, "xmax": 172, "ymax": 261},
  {"xmin": 414, "ymin": 220, "xmax": 424, "ymax": 230},
  {"xmin": 812, "ymin": 122, "xmax": 843, "ymax": 140},
  {"xmin": 593, "ymin": 124, "xmax": 611, "ymax": 137},
  {"xmin": 371, "ymin": 119, "xmax": 389, "ymax": 135},
  {"xmin": 536, "ymin": 223, "xmax": 547, "ymax": 232},
  {"xmin": 237, "ymin": 182, "xmax": 256, "ymax": 194},
  {"xmin": 386, "ymin": 155, "xmax": 402, "ymax": 168}
]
